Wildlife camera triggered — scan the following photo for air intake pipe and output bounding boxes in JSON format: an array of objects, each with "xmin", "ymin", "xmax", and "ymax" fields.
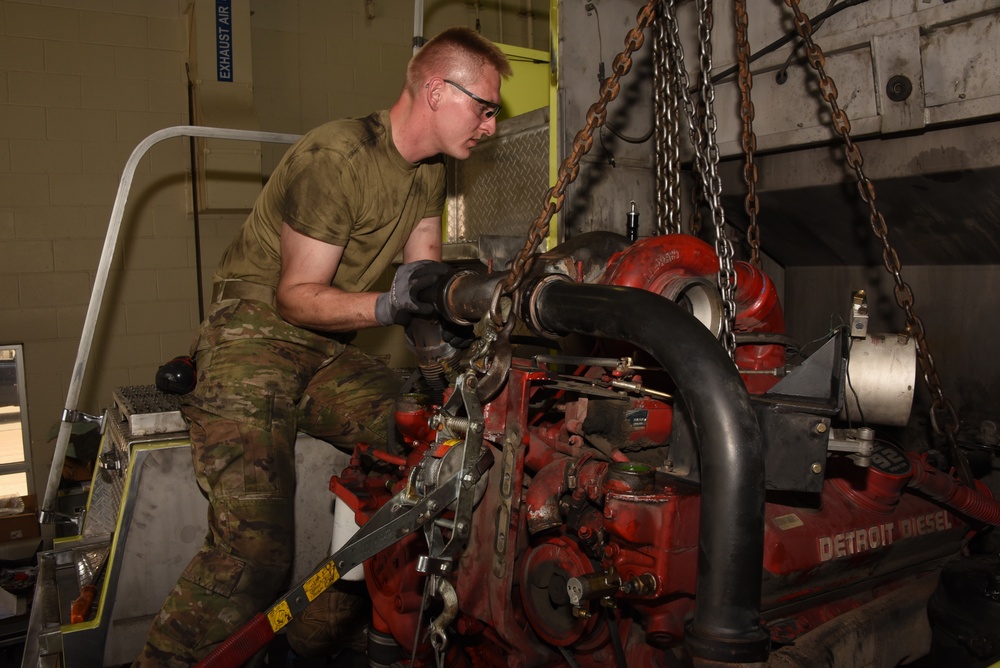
[{"xmin": 437, "ymin": 268, "xmax": 770, "ymax": 664}]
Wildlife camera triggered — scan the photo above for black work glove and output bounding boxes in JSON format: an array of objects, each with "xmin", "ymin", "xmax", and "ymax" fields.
[{"xmin": 374, "ymin": 260, "xmax": 450, "ymax": 326}]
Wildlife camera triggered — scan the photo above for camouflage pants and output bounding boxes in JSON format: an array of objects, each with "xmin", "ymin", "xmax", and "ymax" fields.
[{"xmin": 133, "ymin": 297, "xmax": 402, "ymax": 667}]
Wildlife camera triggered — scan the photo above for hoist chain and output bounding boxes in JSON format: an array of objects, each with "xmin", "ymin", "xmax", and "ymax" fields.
[
  {"xmin": 785, "ymin": 0, "xmax": 973, "ymax": 485},
  {"xmin": 653, "ymin": 14, "xmax": 682, "ymax": 235},
  {"xmin": 689, "ymin": 176, "xmax": 704, "ymax": 236},
  {"xmin": 663, "ymin": 0, "xmax": 737, "ymax": 358},
  {"xmin": 735, "ymin": 0, "xmax": 762, "ymax": 268},
  {"xmin": 489, "ymin": 0, "xmax": 661, "ymax": 327}
]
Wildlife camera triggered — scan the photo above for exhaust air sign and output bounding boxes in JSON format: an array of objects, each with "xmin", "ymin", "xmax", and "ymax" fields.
[{"xmin": 217, "ymin": 0, "xmax": 233, "ymax": 82}]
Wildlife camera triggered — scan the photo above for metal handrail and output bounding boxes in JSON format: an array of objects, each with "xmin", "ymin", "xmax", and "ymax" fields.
[{"xmin": 40, "ymin": 126, "xmax": 301, "ymax": 519}]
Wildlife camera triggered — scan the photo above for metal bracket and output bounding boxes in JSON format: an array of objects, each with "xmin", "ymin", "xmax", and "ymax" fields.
[{"xmin": 828, "ymin": 426, "xmax": 876, "ymax": 466}]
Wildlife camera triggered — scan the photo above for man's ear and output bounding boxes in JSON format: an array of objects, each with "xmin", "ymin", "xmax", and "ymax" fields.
[{"xmin": 425, "ymin": 78, "xmax": 444, "ymax": 111}]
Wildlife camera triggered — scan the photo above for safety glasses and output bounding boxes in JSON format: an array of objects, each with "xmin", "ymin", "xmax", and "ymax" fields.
[{"xmin": 444, "ymin": 79, "xmax": 502, "ymax": 120}]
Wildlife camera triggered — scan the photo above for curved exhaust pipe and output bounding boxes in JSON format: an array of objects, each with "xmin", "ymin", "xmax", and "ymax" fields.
[{"xmin": 524, "ymin": 278, "xmax": 769, "ymax": 664}]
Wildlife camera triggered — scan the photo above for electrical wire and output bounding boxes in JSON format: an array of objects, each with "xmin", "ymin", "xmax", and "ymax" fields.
[{"xmin": 710, "ymin": 0, "xmax": 870, "ymax": 85}]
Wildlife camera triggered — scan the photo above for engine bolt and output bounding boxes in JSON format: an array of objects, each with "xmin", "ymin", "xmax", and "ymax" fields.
[
  {"xmin": 811, "ymin": 462, "xmax": 823, "ymax": 474},
  {"xmin": 815, "ymin": 422, "xmax": 828, "ymax": 434}
]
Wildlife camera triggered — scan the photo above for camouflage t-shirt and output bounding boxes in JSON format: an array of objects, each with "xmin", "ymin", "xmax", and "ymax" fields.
[{"xmin": 215, "ymin": 109, "xmax": 446, "ymax": 293}]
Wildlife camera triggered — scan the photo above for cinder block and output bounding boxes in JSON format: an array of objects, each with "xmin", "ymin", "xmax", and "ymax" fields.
[
  {"xmin": 44, "ymin": 41, "xmax": 116, "ymax": 77},
  {"xmin": 8, "ymin": 71, "xmax": 82, "ymax": 107},
  {"xmin": 0, "ymin": 173, "xmax": 50, "ymax": 207},
  {"xmin": 14, "ymin": 206, "xmax": 98, "ymax": 240},
  {"xmin": 354, "ymin": 65, "xmax": 401, "ymax": 100},
  {"xmin": 299, "ymin": 2, "xmax": 349, "ymax": 38},
  {"xmin": 18, "ymin": 271, "xmax": 92, "ymax": 309},
  {"xmin": 125, "ymin": 172, "xmax": 188, "ymax": 210},
  {"xmin": 0, "ymin": 209, "xmax": 13, "ymax": 239},
  {"xmin": 352, "ymin": 11, "xmax": 406, "ymax": 43},
  {"xmin": 152, "ymin": 207, "xmax": 194, "ymax": 238},
  {"xmin": 115, "ymin": 46, "xmax": 185, "ymax": 82},
  {"xmin": 0, "ymin": 307, "xmax": 59, "ymax": 343},
  {"xmin": 56, "ymin": 305, "xmax": 87, "ymax": 339},
  {"xmin": 49, "ymin": 172, "xmax": 118, "ymax": 207},
  {"xmin": 156, "ymin": 267, "xmax": 198, "ymax": 299},
  {"xmin": 126, "ymin": 237, "xmax": 190, "ymax": 270},
  {"xmin": 58, "ymin": 303, "xmax": 122, "ymax": 342},
  {"xmin": 9, "ymin": 139, "xmax": 84, "ymax": 174},
  {"xmin": 351, "ymin": 40, "xmax": 380, "ymax": 71},
  {"xmin": 108, "ymin": 268, "xmax": 158, "ymax": 303},
  {"xmin": 53, "ymin": 238, "xmax": 105, "ymax": 272},
  {"xmin": 82, "ymin": 140, "xmax": 142, "ymax": 175},
  {"xmin": 124, "ymin": 300, "xmax": 193, "ymax": 335},
  {"xmin": 159, "ymin": 330, "xmax": 196, "ymax": 360},
  {"xmin": 148, "ymin": 137, "xmax": 189, "ymax": 175},
  {"xmin": 0, "ymin": 106, "xmax": 47, "ymax": 140},
  {"xmin": 327, "ymin": 3, "xmax": 356, "ymax": 40},
  {"xmin": 82, "ymin": 76, "xmax": 150, "ymax": 111},
  {"xmin": 148, "ymin": 16, "xmax": 184, "ymax": 50},
  {"xmin": 103, "ymin": 332, "xmax": 165, "ymax": 366},
  {"xmin": 251, "ymin": 3, "xmax": 298, "ymax": 33},
  {"xmin": 21, "ymin": 371, "xmax": 68, "ymax": 418},
  {"xmin": 0, "ymin": 240, "xmax": 55, "ymax": 273},
  {"xmin": 5, "ymin": 3, "xmax": 81, "ymax": 42},
  {"xmin": 327, "ymin": 37, "xmax": 360, "ymax": 69},
  {"xmin": 80, "ymin": 364, "xmax": 133, "ymax": 410},
  {"xmin": 297, "ymin": 34, "xmax": 328, "ymax": 83},
  {"xmin": 112, "ymin": 0, "xmax": 180, "ymax": 20},
  {"xmin": 46, "ymin": 107, "xmax": 116, "ymax": 141},
  {"xmin": 380, "ymin": 42, "xmax": 411, "ymax": 74},
  {"xmin": 80, "ymin": 10, "xmax": 148, "ymax": 48},
  {"xmin": 0, "ymin": 281, "xmax": 17, "ymax": 309},
  {"xmin": 116, "ymin": 109, "xmax": 187, "ymax": 144},
  {"xmin": 0, "ymin": 36, "xmax": 45, "ymax": 72},
  {"xmin": 148, "ymin": 80, "xmax": 187, "ymax": 113}
]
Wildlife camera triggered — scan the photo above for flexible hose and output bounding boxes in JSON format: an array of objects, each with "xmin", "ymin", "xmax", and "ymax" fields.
[{"xmin": 907, "ymin": 453, "xmax": 1000, "ymax": 526}]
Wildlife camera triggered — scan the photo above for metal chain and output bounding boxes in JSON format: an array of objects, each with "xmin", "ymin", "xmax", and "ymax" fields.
[
  {"xmin": 735, "ymin": 0, "xmax": 762, "ymax": 267},
  {"xmin": 662, "ymin": 0, "xmax": 738, "ymax": 357},
  {"xmin": 489, "ymin": 0, "xmax": 661, "ymax": 326},
  {"xmin": 784, "ymin": 0, "xmax": 973, "ymax": 485},
  {"xmin": 653, "ymin": 12, "xmax": 682, "ymax": 235},
  {"xmin": 689, "ymin": 175, "xmax": 704, "ymax": 236}
]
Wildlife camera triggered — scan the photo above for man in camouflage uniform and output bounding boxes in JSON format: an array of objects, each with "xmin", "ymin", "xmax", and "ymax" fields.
[{"xmin": 134, "ymin": 27, "xmax": 511, "ymax": 667}]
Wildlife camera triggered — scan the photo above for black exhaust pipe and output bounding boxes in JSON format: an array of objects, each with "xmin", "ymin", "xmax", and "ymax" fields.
[{"xmin": 527, "ymin": 278, "xmax": 769, "ymax": 664}]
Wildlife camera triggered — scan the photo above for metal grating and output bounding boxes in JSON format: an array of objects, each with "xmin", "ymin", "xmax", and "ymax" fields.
[
  {"xmin": 446, "ymin": 107, "xmax": 550, "ymax": 265},
  {"xmin": 113, "ymin": 385, "xmax": 187, "ymax": 435}
]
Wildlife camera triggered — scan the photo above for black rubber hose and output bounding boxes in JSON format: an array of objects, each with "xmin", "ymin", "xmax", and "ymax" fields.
[{"xmin": 529, "ymin": 280, "xmax": 769, "ymax": 663}]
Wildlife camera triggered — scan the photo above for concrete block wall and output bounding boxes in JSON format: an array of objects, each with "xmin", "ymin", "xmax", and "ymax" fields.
[
  {"xmin": 0, "ymin": 0, "xmax": 549, "ymax": 499},
  {"xmin": 0, "ymin": 0, "xmax": 191, "ymax": 498}
]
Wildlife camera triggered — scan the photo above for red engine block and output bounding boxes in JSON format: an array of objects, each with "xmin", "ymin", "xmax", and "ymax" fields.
[{"xmin": 328, "ymin": 235, "xmax": 985, "ymax": 667}]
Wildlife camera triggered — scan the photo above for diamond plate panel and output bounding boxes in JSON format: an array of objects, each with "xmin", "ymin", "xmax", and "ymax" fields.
[
  {"xmin": 83, "ymin": 386, "xmax": 189, "ymax": 539},
  {"xmin": 446, "ymin": 108, "xmax": 550, "ymax": 261},
  {"xmin": 74, "ymin": 545, "xmax": 110, "ymax": 588},
  {"xmin": 83, "ymin": 407, "xmax": 129, "ymax": 540}
]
